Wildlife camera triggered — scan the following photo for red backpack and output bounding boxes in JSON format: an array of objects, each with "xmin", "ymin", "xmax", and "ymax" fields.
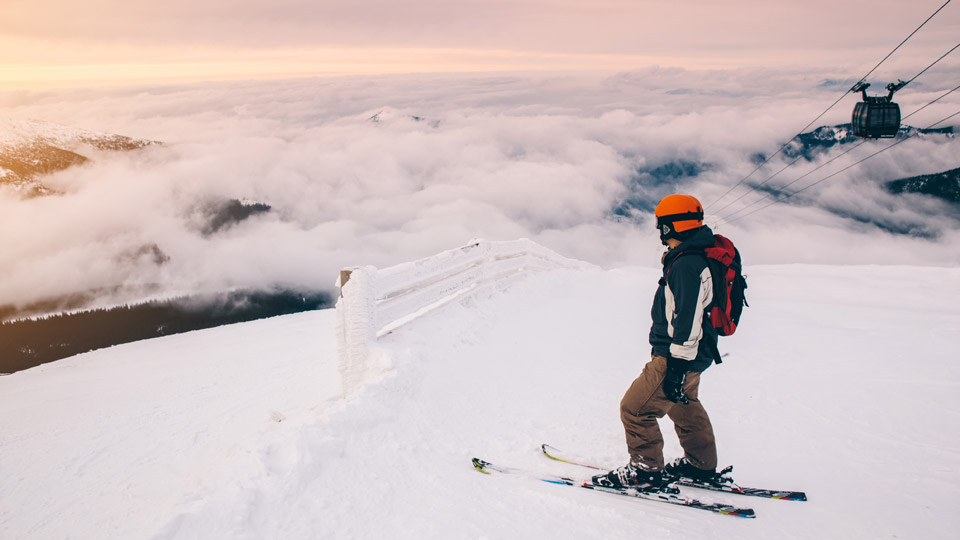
[
  {"xmin": 701, "ymin": 234, "xmax": 748, "ymax": 337},
  {"xmin": 667, "ymin": 234, "xmax": 748, "ymax": 363}
]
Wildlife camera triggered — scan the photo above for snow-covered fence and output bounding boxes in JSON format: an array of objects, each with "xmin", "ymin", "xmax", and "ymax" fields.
[{"xmin": 335, "ymin": 238, "xmax": 593, "ymax": 398}]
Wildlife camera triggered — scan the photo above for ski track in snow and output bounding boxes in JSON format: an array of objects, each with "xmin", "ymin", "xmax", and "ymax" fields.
[{"xmin": 2, "ymin": 265, "xmax": 960, "ymax": 539}]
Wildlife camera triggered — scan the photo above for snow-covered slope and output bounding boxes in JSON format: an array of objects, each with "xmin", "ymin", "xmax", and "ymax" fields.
[{"xmin": 2, "ymin": 263, "xmax": 959, "ymax": 539}]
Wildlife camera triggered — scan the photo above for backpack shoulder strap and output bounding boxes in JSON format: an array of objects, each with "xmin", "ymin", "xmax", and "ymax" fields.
[{"xmin": 663, "ymin": 248, "xmax": 706, "ymax": 277}]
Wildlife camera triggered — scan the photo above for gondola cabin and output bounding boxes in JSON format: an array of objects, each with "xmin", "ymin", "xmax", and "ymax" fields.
[
  {"xmin": 851, "ymin": 80, "xmax": 905, "ymax": 138},
  {"xmin": 852, "ymin": 98, "xmax": 901, "ymax": 138}
]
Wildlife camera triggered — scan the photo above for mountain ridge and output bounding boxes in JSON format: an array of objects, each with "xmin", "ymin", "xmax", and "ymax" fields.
[{"xmin": 0, "ymin": 119, "xmax": 158, "ymax": 196}]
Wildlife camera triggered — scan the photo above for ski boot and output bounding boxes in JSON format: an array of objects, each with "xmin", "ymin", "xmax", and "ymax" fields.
[
  {"xmin": 664, "ymin": 457, "xmax": 735, "ymax": 486},
  {"xmin": 591, "ymin": 463, "xmax": 677, "ymax": 493}
]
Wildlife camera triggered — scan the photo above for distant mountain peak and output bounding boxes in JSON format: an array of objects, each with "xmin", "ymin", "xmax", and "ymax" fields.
[
  {"xmin": 0, "ymin": 119, "xmax": 159, "ymax": 197},
  {"xmin": 781, "ymin": 123, "xmax": 955, "ymax": 161}
]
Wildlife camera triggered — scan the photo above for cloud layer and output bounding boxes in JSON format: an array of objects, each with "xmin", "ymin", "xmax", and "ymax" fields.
[{"xmin": 1, "ymin": 68, "xmax": 958, "ymax": 309}]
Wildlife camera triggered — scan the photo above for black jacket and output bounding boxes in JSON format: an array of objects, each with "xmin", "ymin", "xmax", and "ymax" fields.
[{"xmin": 649, "ymin": 226, "xmax": 718, "ymax": 373}]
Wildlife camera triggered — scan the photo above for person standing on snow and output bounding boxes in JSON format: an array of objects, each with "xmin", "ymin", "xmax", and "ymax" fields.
[{"xmin": 593, "ymin": 193, "xmax": 722, "ymax": 492}]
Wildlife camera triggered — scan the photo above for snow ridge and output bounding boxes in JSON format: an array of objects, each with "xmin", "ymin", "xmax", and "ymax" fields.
[{"xmin": 335, "ymin": 238, "xmax": 596, "ymax": 398}]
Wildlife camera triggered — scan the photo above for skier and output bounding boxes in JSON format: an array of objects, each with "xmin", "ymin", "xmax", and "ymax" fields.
[{"xmin": 593, "ymin": 193, "xmax": 722, "ymax": 492}]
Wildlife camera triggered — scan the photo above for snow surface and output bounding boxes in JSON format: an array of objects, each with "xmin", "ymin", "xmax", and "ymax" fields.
[{"xmin": 2, "ymin": 264, "xmax": 960, "ymax": 539}]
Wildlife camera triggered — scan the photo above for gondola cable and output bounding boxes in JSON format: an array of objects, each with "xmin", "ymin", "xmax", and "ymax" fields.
[
  {"xmin": 716, "ymin": 81, "xmax": 960, "ymax": 224},
  {"xmin": 901, "ymin": 41, "xmax": 960, "ymax": 88},
  {"xmin": 856, "ymin": 0, "xmax": 953, "ymax": 85},
  {"xmin": 708, "ymin": 0, "xmax": 954, "ymax": 209},
  {"xmin": 721, "ymin": 109, "xmax": 960, "ymax": 225}
]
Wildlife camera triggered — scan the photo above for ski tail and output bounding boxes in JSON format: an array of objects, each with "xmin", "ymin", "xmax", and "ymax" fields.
[{"xmin": 473, "ymin": 457, "xmax": 494, "ymax": 474}]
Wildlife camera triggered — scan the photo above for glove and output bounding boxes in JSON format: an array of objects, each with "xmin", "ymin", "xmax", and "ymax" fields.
[{"xmin": 662, "ymin": 357, "xmax": 690, "ymax": 405}]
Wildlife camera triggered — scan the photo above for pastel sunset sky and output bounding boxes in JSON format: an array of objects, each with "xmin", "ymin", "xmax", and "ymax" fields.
[{"xmin": 2, "ymin": 0, "xmax": 958, "ymax": 89}]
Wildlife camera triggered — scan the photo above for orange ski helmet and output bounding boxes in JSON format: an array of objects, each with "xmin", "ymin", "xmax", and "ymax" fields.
[{"xmin": 655, "ymin": 194, "xmax": 704, "ymax": 244}]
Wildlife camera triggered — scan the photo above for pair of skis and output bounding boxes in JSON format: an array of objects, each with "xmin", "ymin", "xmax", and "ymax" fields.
[
  {"xmin": 542, "ymin": 444, "xmax": 807, "ymax": 502},
  {"xmin": 473, "ymin": 444, "xmax": 807, "ymax": 519}
]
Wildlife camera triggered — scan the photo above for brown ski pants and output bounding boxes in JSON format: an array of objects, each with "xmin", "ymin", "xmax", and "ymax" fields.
[{"xmin": 620, "ymin": 355, "xmax": 718, "ymax": 472}]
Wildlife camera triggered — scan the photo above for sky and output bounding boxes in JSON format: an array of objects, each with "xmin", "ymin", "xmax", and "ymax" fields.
[
  {"xmin": 0, "ymin": 1, "xmax": 958, "ymax": 311},
  {"xmin": 1, "ymin": 0, "xmax": 958, "ymax": 89}
]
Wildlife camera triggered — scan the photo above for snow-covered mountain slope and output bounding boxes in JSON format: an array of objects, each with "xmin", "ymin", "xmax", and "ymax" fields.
[
  {"xmin": 0, "ymin": 119, "xmax": 156, "ymax": 196},
  {"xmin": 2, "ymin": 264, "xmax": 959, "ymax": 539},
  {"xmin": 887, "ymin": 166, "xmax": 960, "ymax": 204}
]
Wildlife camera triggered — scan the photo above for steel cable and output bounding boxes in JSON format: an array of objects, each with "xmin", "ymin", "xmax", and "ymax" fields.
[
  {"xmin": 708, "ymin": 0, "xmax": 954, "ymax": 209},
  {"xmin": 722, "ymin": 109, "xmax": 960, "ymax": 224},
  {"xmin": 715, "ymin": 83, "xmax": 960, "ymax": 224}
]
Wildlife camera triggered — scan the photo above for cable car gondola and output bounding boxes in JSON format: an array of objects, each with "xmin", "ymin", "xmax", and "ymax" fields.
[{"xmin": 851, "ymin": 80, "xmax": 906, "ymax": 138}]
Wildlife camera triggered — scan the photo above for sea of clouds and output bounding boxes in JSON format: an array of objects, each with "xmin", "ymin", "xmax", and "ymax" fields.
[{"xmin": 1, "ymin": 66, "xmax": 958, "ymax": 309}]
